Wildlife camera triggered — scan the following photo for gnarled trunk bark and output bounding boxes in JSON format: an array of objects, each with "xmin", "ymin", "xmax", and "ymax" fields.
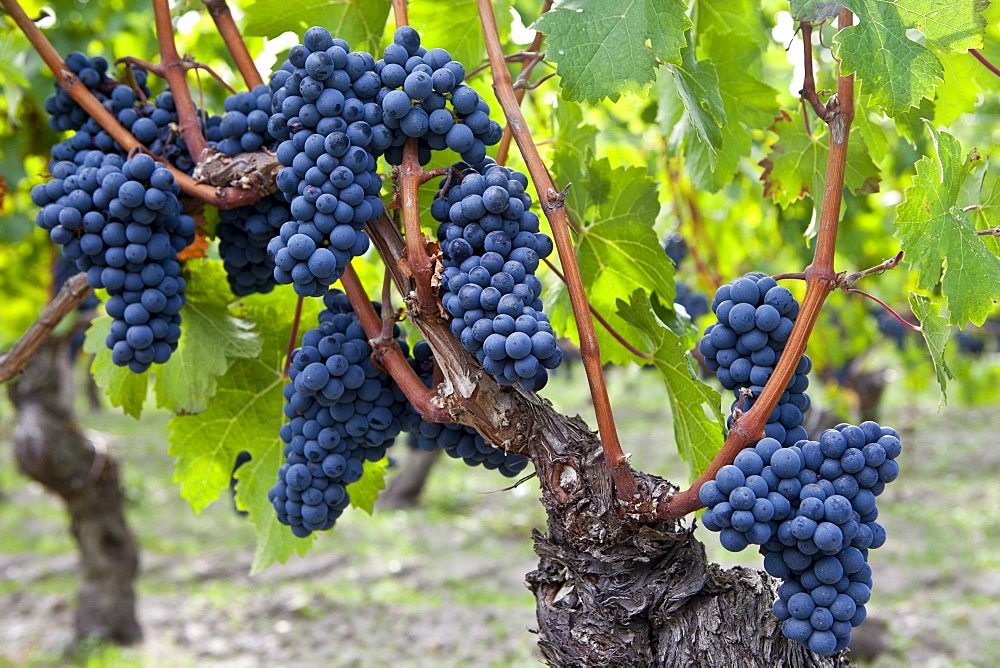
[
  {"xmin": 6, "ymin": 336, "xmax": 142, "ymax": 646},
  {"xmin": 520, "ymin": 414, "xmax": 840, "ymax": 667},
  {"xmin": 367, "ymin": 213, "xmax": 842, "ymax": 665}
]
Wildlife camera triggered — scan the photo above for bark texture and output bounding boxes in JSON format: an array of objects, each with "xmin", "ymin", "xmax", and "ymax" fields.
[
  {"xmin": 526, "ymin": 437, "xmax": 845, "ymax": 667},
  {"xmin": 6, "ymin": 337, "xmax": 142, "ymax": 646},
  {"xmin": 368, "ymin": 212, "xmax": 847, "ymax": 666}
]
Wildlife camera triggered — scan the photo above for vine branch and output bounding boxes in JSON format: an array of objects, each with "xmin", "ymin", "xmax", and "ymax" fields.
[
  {"xmin": 340, "ymin": 265, "xmax": 450, "ymax": 422},
  {"xmin": 970, "ymin": 48, "xmax": 1000, "ymax": 79},
  {"xmin": 497, "ymin": 1, "xmax": 552, "ymax": 165},
  {"xmin": 282, "ymin": 296, "xmax": 304, "ymax": 377},
  {"xmin": 661, "ymin": 9, "xmax": 856, "ymax": 519},
  {"xmin": 841, "ymin": 251, "xmax": 904, "ymax": 286},
  {"xmin": 799, "ymin": 22, "xmax": 832, "ymax": 122},
  {"xmin": 1, "ymin": 0, "xmax": 260, "ymax": 209},
  {"xmin": 0, "ymin": 273, "xmax": 92, "ymax": 384},
  {"xmin": 842, "ymin": 288, "xmax": 920, "ymax": 330},
  {"xmin": 153, "ymin": 0, "xmax": 208, "ymax": 162},
  {"xmin": 478, "ymin": 0, "xmax": 636, "ymax": 501},
  {"xmin": 202, "ymin": 0, "xmax": 263, "ymax": 89},
  {"xmin": 542, "ymin": 258, "xmax": 651, "ymax": 360}
]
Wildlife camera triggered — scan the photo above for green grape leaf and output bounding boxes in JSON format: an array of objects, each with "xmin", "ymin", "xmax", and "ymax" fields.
[
  {"xmin": 348, "ymin": 458, "xmax": 389, "ymax": 515},
  {"xmin": 408, "ymin": 0, "xmax": 509, "ymax": 77},
  {"xmin": 759, "ymin": 110, "xmax": 880, "ymax": 221},
  {"xmin": 152, "ymin": 260, "xmax": 262, "ymax": 414},
  {"xmin": 894, "ymin": 127, "xmax": 1000, "ymax": 326},
  {"xmin": 969, "ymin": 174, "xmax": 1000, "ymax": 238},
  {"xmin": 694, "ymin": 0, "xmax": 770, "ymax": 53},
  {"xmin": 551, "ymin": 101, "xmax": 598, "ymax": 219},
  {"xmin": 232, "ymin": 435, "xmax": 311, "ymax": 576},
  {"xmin": 548, "ymin": 158, "xmax": 679, "ymax": 365},
  {"xmin": 169, "ymin": 289, "xmax": 322, "ymax": 572},
  {"xmin": 0, "ymin": 32, "xmax": 30, "ymax": 86},
  {"xmin": 931, "ymin": 3, "xmax": 1000, "ymax": 127},
  {"xmin": 908, "ymin": 292, "xmax": 954, "ymax": 406},
  {"xmin": 242, "ymin": 0, "xmax": 391, "ymax": 55},
  {"xmin": 616, "ymin": 290, "xmax": 725, "ymax": 479},
  {"xmin": 679, "ymin": 29, "xmax": 779, "ymax": 192},
  {"xmin": 535, "ymin": 0, "xmax": 690, "ymax": 103},
  {"xmin": 83, "ymin": 313, "xmax": 148, "ymax": 419},
  {"xmin": 875, "ymin": 0, "xmax": 986, "ymax": 49},
  {"xmin": 854, "ymin": 101, "xmax": 890, "ymax": 164},
  {"xmin": 836, "ymin": 0, "xmax": 948, "ymax": 117},
  {"xmin": 166, "ymin": 340, "xmax": 283, "ymax": 514},
  {"xmin": 664, "ymin": 44, "xmax": 726, "ymax": 167},
  {"xmin": 791, "ymin": 1, "xmax": 844, "ymax": 21}
]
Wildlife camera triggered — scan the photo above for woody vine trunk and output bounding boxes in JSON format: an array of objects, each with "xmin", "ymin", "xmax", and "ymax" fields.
[{"xmin": 6, "ymin": 337, "xmax": 142, "ymax": 646}]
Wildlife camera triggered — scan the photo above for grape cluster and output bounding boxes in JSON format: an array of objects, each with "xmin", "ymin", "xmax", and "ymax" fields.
[
  {"xmin": 133, "ymin": 90, "xmax": 218, "ymax": 174},
  {"xmin": 44, "ymin": 52, "xmax": 151, "ymax": 132},
  {"xmin": 700, "ymin": 421, "xmax": 902, "ymax": 655},
  {"xmin": 210, "ymin": 80, "xmax": 293, "ymax": 296},
  {"xmin": 216, "ymin": 196, "xmax": 289, "ymax": 296},
  {"xmin": 698, "ymin": 273, "xmax": 810, "ymax": 446},
  {"xmin": 32, "ymin": 150, "xmax": 192, "ymax": 371},
  {"xmin": 675, "ymin": 282, "xmax": 708, "ymax": 321},
  {"xmin": 46, "ymin": 58, "xmax": 215, "ymax": 175},
  {"xmin": 266, "ymin": 27, "xmax": 385, "ymax": 297},
  {"xmin": 663, "ymin": 232, "xmax": 687, "ymax": 268},
  {"xmin": 215, "ymin": 84, "xmax": 274, "ymax": 156},
  {"xmin": 431, "ymin": 159, "xmax": 561, "ymax": 390},
  {"xmin": 374, "ymin": 27, "xmax": 502, "ymax": 166},
  {"xmin": 269, "ymin": 290, "xmax": 413, "ymax": 537},
  {"xmin": 56, "ymin": 256, "xmax": 101, "ymax": 359},
  {"xmin": 406, "ymin": 341, "xmax": 529, "ymax": 477}
]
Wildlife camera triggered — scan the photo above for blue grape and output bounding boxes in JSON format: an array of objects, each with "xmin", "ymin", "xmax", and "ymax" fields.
[
  {"xmin": 701, "ymin": 418, "xmax": 902, "ymax": 656},
  {"xmin": 434, "ymin": 160, "xmax": 559, "ymax": 390},
  {"xmin": 270, "ymin": 290, "xmax": 415, "ymax": 537}
]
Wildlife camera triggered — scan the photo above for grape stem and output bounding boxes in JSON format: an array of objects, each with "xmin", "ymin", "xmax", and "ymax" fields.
[
  {"xmin": 0, "ymin": 273, "xmax": 93, "ymax": 384},
  {"xmin": 659, "ymin": 9, "xmax": 856, "ymax": 520},
  {"xmin": 842, "ymin": 289, "xmax": 920, "ymax": 330},
  {"xmin": 381, "ymin": 5, "xmax": 440, "ymax": 316},
  {"xmin": 681, "ymin": 175, "xmax": 725, "ymax": 288},
  {"xmin": 841, "ymin": 251, "xmax": 904, "ymax": 285},
  {"xmin": 380, "ymin": 268, "xmax": 397, "ymax": 343},
  {"xmin": 114, "ymin": 55, "xmax": 237, "ymax": 94},
  {"xmin": 339, "ymin": 265, "xmax": 451, "ymax": 422},
  {"xmin": 496, "ymin": 1, "xmax": 552, "ymax": 165},
  {"xmin": 282, "ymin": 296, "xmax": 304, "ymax": 378},
  {"xmin": 799, "ymin": 21, "xmax": 833, "ymax": 122},
  {"xmin": 152, "ymin": 0, "xmax": 209, "ymax": 163},
  {"xmin": 0, "ymin": 0, "xmax": 260, "ymax": 209},
  {"xmin": 664, "ymin": 162, "xmax": 724, "ymax": 291},
  {"xmin": 513, "ymin": 72, "xmax": 555, "ymax": 91},
  {"xmin": 478, "ymin": 0, "xmax": 637, "ymax": 501},
  {"xmin": 115, "ymin": 56, "xmax": 165, "ymax": 77},
  {"xmin": 970, "ymin": 48, "xmax": 1000, "ymax": 79},
  {"xmin": 399, "ymin": 138, "xmax": 441, "ymax": 317},
  {"xmin": 466, "ymin": 50, "xmax": 546, "ymax": 80},
  {"xmin": 541, "ymin": 258, "xmax": 652, "ymax": 360},
  {"xmin": 391, "ymin": 0, "xmax": 408, "ymax": 28},
  {"xmin": 201, "ymin": 0, "xmax": 264, "ymax": 90}
]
